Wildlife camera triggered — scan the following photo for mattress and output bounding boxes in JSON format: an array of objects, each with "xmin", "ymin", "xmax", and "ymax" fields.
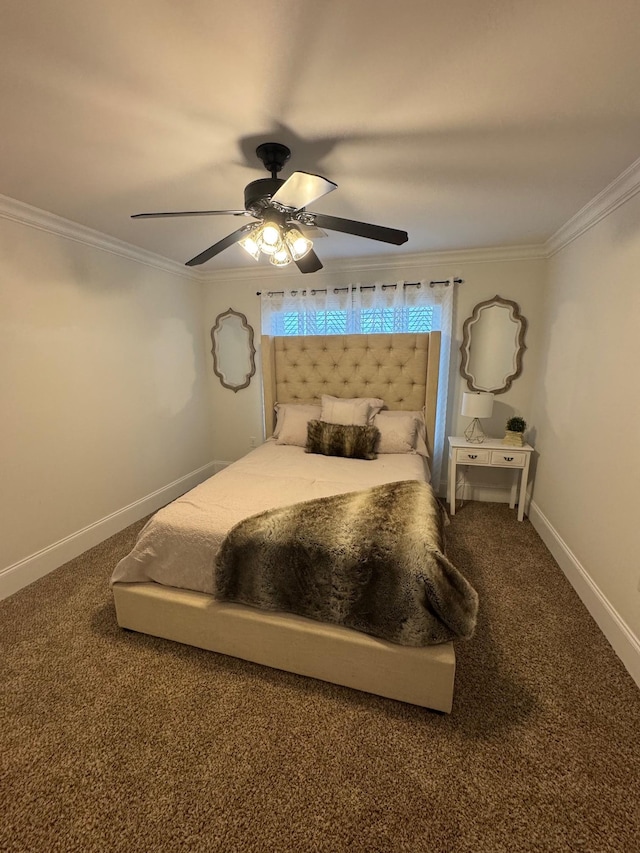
[{"xmin": 111, "ymin": 440, "xmax": 430, "ymax": 595}]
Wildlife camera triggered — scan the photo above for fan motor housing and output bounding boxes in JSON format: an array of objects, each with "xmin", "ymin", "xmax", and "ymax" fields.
[{"xmin": 244, "ymin": 178, "xmax": 285, "ymax": 213}]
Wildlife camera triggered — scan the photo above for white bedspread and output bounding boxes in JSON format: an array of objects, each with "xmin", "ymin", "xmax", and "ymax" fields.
[{"xmin": 111, "ymin": 441, "xmax": 430, "ymax": 594}]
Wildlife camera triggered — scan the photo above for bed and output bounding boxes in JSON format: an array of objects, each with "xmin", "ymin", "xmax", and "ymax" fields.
[{"xmin": 112, "ymin": 331, "xmax": 477, "ymax": 713}]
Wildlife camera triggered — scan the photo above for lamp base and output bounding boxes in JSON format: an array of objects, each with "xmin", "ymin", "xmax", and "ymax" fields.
[{"xmin": 464, "ymin": 418, "xmax": 487, "ymax": 443}]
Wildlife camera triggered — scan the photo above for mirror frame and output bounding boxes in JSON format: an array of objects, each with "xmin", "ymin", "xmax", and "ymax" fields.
[
  {"xmin": 211, "ymin": 308, "xmax": 256, "ymax": 393},
  {"xmin": 459, "ymin": 295, "xmax": 527, "ymax": 394}
]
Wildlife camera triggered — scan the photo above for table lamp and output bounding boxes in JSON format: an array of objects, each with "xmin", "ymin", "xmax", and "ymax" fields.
[{"xmin": 461, "ymin": 392, "xmax": 494, "ymax": 443}]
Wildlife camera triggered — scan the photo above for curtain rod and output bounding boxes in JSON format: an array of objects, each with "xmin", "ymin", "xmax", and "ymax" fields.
[{"xmin": 256, "ymin": 277, "xmax": 463, "ymax": 296}]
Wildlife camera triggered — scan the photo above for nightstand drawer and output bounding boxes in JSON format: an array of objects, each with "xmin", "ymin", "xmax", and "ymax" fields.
[
  {"xmin": 456, "ymin": 448, "xmax": 491, "ymax": 464},
  {"xmin": 490, "ymin": 450, "xmax": 526, "ymax": 468}
]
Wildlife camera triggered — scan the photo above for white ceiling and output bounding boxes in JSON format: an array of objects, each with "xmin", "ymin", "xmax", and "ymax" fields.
[{"xmin": 2, "ymin": 0, "xmax": 640, "ymax": 272}]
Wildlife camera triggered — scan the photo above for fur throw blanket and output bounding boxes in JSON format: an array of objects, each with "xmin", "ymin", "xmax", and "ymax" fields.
[{"xmin": 215, "ymin": 480, "xmax": 478, "ymax": 647}]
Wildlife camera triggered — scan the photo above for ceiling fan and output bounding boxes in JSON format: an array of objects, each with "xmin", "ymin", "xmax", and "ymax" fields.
[{"xmin": 131, "ymin": 142, "xmax": 408, "ymax": 273}]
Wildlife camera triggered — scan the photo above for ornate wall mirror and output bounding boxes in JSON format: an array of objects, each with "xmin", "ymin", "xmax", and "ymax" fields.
[
  {"xmin": 460, "ymin": 295, "xmax": 527, "ymax": 394},
  {"xmin": 211, "ymin": 309, "xmax": 256, "ymax": 392}
]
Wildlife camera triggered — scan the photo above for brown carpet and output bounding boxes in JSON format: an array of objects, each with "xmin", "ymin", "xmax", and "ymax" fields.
[{"xmin": 1, "ymin": 502, "xmax": 639, "ymax": 853}]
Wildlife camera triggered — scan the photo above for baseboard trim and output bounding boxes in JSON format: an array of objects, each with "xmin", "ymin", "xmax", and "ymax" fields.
[
  {"xmin": 437, "ymin": 480, "xmax": 516, "ymax": 505},
  {"xmin": 0, "ymin": 462, "xmax": 217, "ymax": 601},
  {"xmin": 461, "ymin": 484, "xmax": 515, "ymax": 504},
  {"xmin": 529, "ymin": 500, "xmax": 640, "ymax": 689}
]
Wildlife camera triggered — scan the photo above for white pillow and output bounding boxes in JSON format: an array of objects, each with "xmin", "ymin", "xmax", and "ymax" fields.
[
  {"xmin": 273, "ymin": 403, "xmax": 321, "ymax": 438},
  {"xmin": 320, "ymin": 395, "xmax": 384, "ymax": 426},
  {"xmin": 373, "ymin": 411, "xmax": 430, "ymax": 457},
  {"xmin": 275, "ymin": 405, "xmax": 321, "ymax": 446}
]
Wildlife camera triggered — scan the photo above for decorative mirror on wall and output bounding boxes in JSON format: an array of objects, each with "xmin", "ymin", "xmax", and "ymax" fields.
[
  {"xmin": 211, "ymin": 308, "xmax": 256, "ymax": 392},
  {"xmin": 460, "ymin": 295, "xmax": 527, "ymax": 394}
]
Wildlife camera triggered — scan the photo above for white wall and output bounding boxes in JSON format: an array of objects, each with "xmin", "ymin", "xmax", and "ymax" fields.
[
  {"xmin": 448, "ymin": 255, "xmax": 546, "ymax": 500},
  {"xmin": 529, "ymin": 190, "xmax": 640, "ymax": 681},
  {"xmin": 202, "ymin": 250, "xmax": 547, "ymax": 497},
  {"xmin": 203, "ymin": 281, "xmax": 266, "ymax": 465},
  {"xmin": 0, "ymin": 214, "xmax": 213, "ymax": 596}
]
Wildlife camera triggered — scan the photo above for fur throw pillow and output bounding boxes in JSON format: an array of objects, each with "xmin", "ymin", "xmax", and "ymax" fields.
[{"xmin": 306, "ymin": 420, "xmax": 380, "ymax": 460}]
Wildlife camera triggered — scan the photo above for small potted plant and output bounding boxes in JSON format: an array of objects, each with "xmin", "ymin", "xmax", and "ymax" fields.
[{"xmin": 504, "ymin": 416, "xmax": 527, "ymax": 447}]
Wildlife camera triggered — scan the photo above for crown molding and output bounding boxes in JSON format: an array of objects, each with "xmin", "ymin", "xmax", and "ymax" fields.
[
  {"xmin": 546, "ymin": 155, "xmax": 640, "ymax": 256},
  {"xmin": 0, "ymin": 192, "xmax": 548, "ymax": 282},
  {"xmin": 200, "ymin": 243, "xmax": 547, "ymax": 285},
  {"xmin": 0, "ymin": 193, "xmax": 201, "ymax": 280},
  {"xmin": 5, "ymin": 154, "xmax": 640, "ymax": 279}
]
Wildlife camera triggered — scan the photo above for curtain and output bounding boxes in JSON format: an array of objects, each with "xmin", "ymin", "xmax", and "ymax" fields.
[{"xmin": 260, "ymin": 281, "xmax": 454, "ymax": 488}]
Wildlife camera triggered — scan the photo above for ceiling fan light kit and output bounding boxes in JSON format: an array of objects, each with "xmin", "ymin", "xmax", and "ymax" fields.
[
  {"xmin": 237, "ymin": 226, "xmax": 261, "ymax": 261},
  {"xmin": 132, "ymin": 142, "xmax": 408, "ymax": 273},
  {"xmin": 239, "ymin": 219, "xmax": 314, "ymax": 267},
  {"xmin": 285, "ymin": 227, "xmax": 313, "ymax": 260}
]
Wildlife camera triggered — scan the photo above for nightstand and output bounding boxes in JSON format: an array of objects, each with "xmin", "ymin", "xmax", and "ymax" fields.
[{"xmin": 448, "ymin": 436, "xmax": 534, "ymax": 521}]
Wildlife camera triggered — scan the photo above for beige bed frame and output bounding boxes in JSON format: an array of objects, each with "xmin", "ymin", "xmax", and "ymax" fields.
[{"xmin": 113, "ymin": 331, "xmax": 457, "ymax": 713}]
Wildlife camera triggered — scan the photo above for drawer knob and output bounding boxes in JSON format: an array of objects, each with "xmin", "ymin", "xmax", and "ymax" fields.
[
  {"xmin": 504, "ymin": 456, "xmax": 514, "ymax": 461},
  {"xmin": 468, "ymin": 454, "xmax": 478, "ymax": 460}
]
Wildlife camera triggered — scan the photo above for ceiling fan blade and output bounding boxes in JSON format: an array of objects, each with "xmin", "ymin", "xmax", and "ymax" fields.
[
  {"xmin": 132, "ymin": 209, "xmax": 248, "ymax": 219},
  {"xmin": 295, "ymin": 249, "xmax": 323, "ymax": 274},
  {"xmin": 185, "ymin": 225, "xmax": 253, "ymax": 267},
  {"xmin": 271, "ymin": 171, "xmax": 337, "ymax": 211},
  {"xmin": 309, "ymin": 213, "xmax": 408, "ymax": 245}
]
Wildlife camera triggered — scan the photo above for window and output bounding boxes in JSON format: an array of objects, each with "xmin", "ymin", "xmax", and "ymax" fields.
[{"xmin": 271, "ymin": 304, "xmax": 436, "ymax": 337}]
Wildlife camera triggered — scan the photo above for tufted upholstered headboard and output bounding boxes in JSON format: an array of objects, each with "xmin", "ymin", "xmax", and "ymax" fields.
[{"xmin": 261, "ymin": 332, "xmax": 441, "ymax": 457}]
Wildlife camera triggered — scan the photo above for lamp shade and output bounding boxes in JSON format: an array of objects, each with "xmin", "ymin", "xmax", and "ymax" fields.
[{"xmin": 461, "ymin": 392, "xmax": 494, "ymax": 419}]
